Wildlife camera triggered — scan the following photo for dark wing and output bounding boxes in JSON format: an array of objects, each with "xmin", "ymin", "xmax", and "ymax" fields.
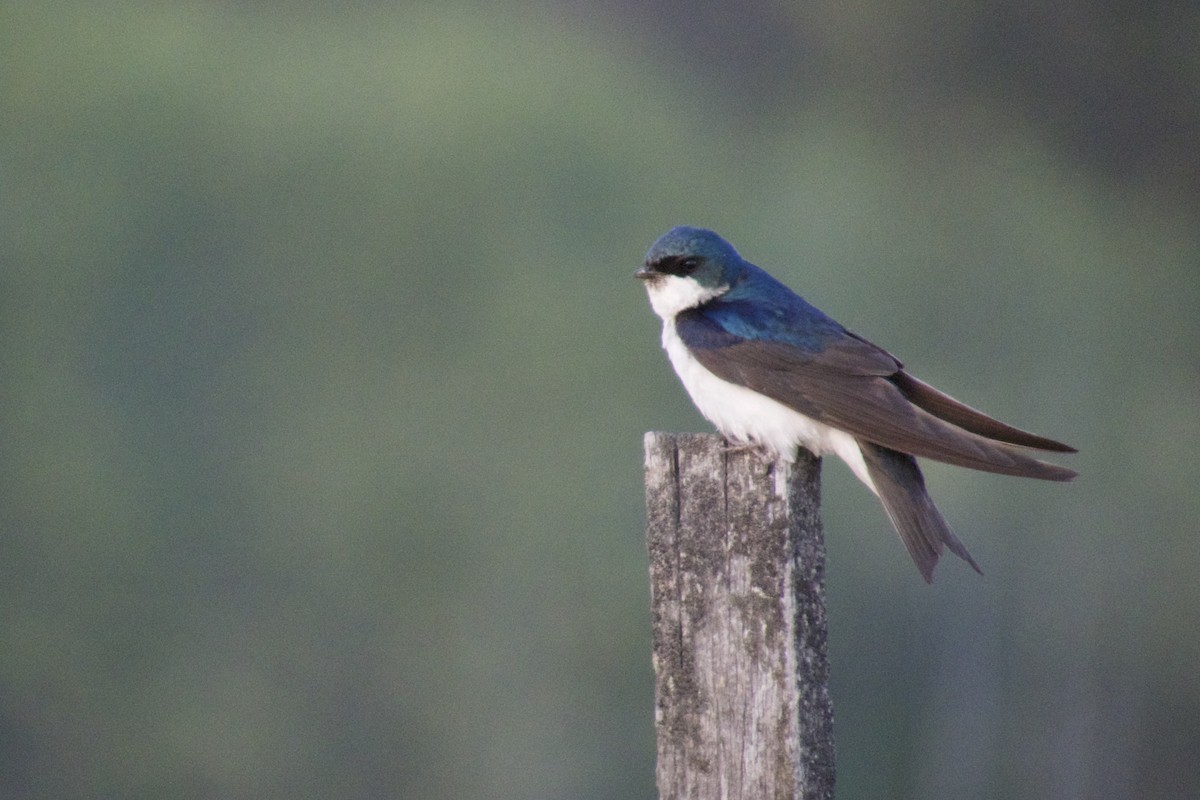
[
  {"xmin": 677, "ymin": 311, "xmax": 1077, "ymax": 481},
  {"xmin": 890, "ymin": 371, "xmax": 1076, "ymax": 453}
]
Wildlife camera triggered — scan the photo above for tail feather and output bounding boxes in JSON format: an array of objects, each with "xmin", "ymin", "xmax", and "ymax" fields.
[{"xmin": 859, "ymin": 440, "xmax": 982, "ymax": 583}]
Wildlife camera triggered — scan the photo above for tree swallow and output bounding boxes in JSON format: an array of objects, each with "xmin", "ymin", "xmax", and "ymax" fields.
[{"xmin": 636, "ymin": 226, "xmax": 1076, "ymax": 582}]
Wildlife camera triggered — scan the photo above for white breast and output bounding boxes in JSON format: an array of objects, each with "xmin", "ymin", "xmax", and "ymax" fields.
[{"xmin": 660, "ymin": 317, "xmax": 875, "ymax": 492}]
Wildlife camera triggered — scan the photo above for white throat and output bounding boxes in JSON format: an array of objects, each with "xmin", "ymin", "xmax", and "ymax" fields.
[{"xmin": 643, "ymin": 275, "xmax": 728, "ymax": 319}]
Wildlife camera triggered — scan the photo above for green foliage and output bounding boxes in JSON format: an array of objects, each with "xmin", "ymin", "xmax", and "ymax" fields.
[{"xmin": 2, "ymin": 2, "xmax": 1198, "ymax": 798}]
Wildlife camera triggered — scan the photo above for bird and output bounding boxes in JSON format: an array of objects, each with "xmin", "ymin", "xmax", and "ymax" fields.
[{"xmin": 635, "ymin": 225, "xmax": 1077, "ymax": 582}]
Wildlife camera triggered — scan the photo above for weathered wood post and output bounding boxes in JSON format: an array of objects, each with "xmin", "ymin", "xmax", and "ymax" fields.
[{"xmin": 644, "ymin": 432, "xmax": 835, "ymax": 800}]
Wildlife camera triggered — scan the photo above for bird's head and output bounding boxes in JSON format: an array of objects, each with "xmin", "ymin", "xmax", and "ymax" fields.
[{"xmin": 636, "ymin": 226, "xmax": 744, "ymax": 319}]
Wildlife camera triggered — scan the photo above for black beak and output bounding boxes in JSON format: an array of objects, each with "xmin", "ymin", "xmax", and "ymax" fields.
[{"xmin": 635, "ymin": 266, "xmax": 656, "ymax": 280}]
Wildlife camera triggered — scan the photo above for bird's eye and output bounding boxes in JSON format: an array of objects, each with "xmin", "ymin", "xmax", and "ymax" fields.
[{"xmin": 679, "ymin": 257, "xmax": 700, "ymax": 274}]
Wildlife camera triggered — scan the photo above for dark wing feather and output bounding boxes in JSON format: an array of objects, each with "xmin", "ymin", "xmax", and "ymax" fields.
[
  {"xmin": 678, "ymin": 314, "xmax": 1077, "ymax": 481},
  {"xmin": 891, "ymin": 371, "xmax": 1077, "ymax": 453}
]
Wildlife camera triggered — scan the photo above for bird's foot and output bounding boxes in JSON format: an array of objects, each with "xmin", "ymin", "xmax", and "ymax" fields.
[{"xmin": 722, "ymin": 440, "xmax": 771, "ymax": 459}]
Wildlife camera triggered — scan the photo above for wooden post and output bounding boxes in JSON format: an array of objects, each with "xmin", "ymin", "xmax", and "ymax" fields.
[{"xmin": 643, "ymin": 432, "xmax": 835, "ymax": 800}]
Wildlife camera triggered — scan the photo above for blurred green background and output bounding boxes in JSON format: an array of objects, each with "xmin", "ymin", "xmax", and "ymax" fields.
[{"xmin": 3, "ymin": 1, "xmax": 1198, "ymax": 798}]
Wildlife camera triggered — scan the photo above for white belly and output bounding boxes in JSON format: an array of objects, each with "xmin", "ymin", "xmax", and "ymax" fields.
[{"xmin": 662, "ymin": 319, "xmax": 876, "ymax": 492}]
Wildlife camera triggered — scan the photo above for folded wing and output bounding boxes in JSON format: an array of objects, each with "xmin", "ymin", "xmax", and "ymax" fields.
[{"xmin": 677, "ymin": 309, "xmax": 1077, "ymax": 481}]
